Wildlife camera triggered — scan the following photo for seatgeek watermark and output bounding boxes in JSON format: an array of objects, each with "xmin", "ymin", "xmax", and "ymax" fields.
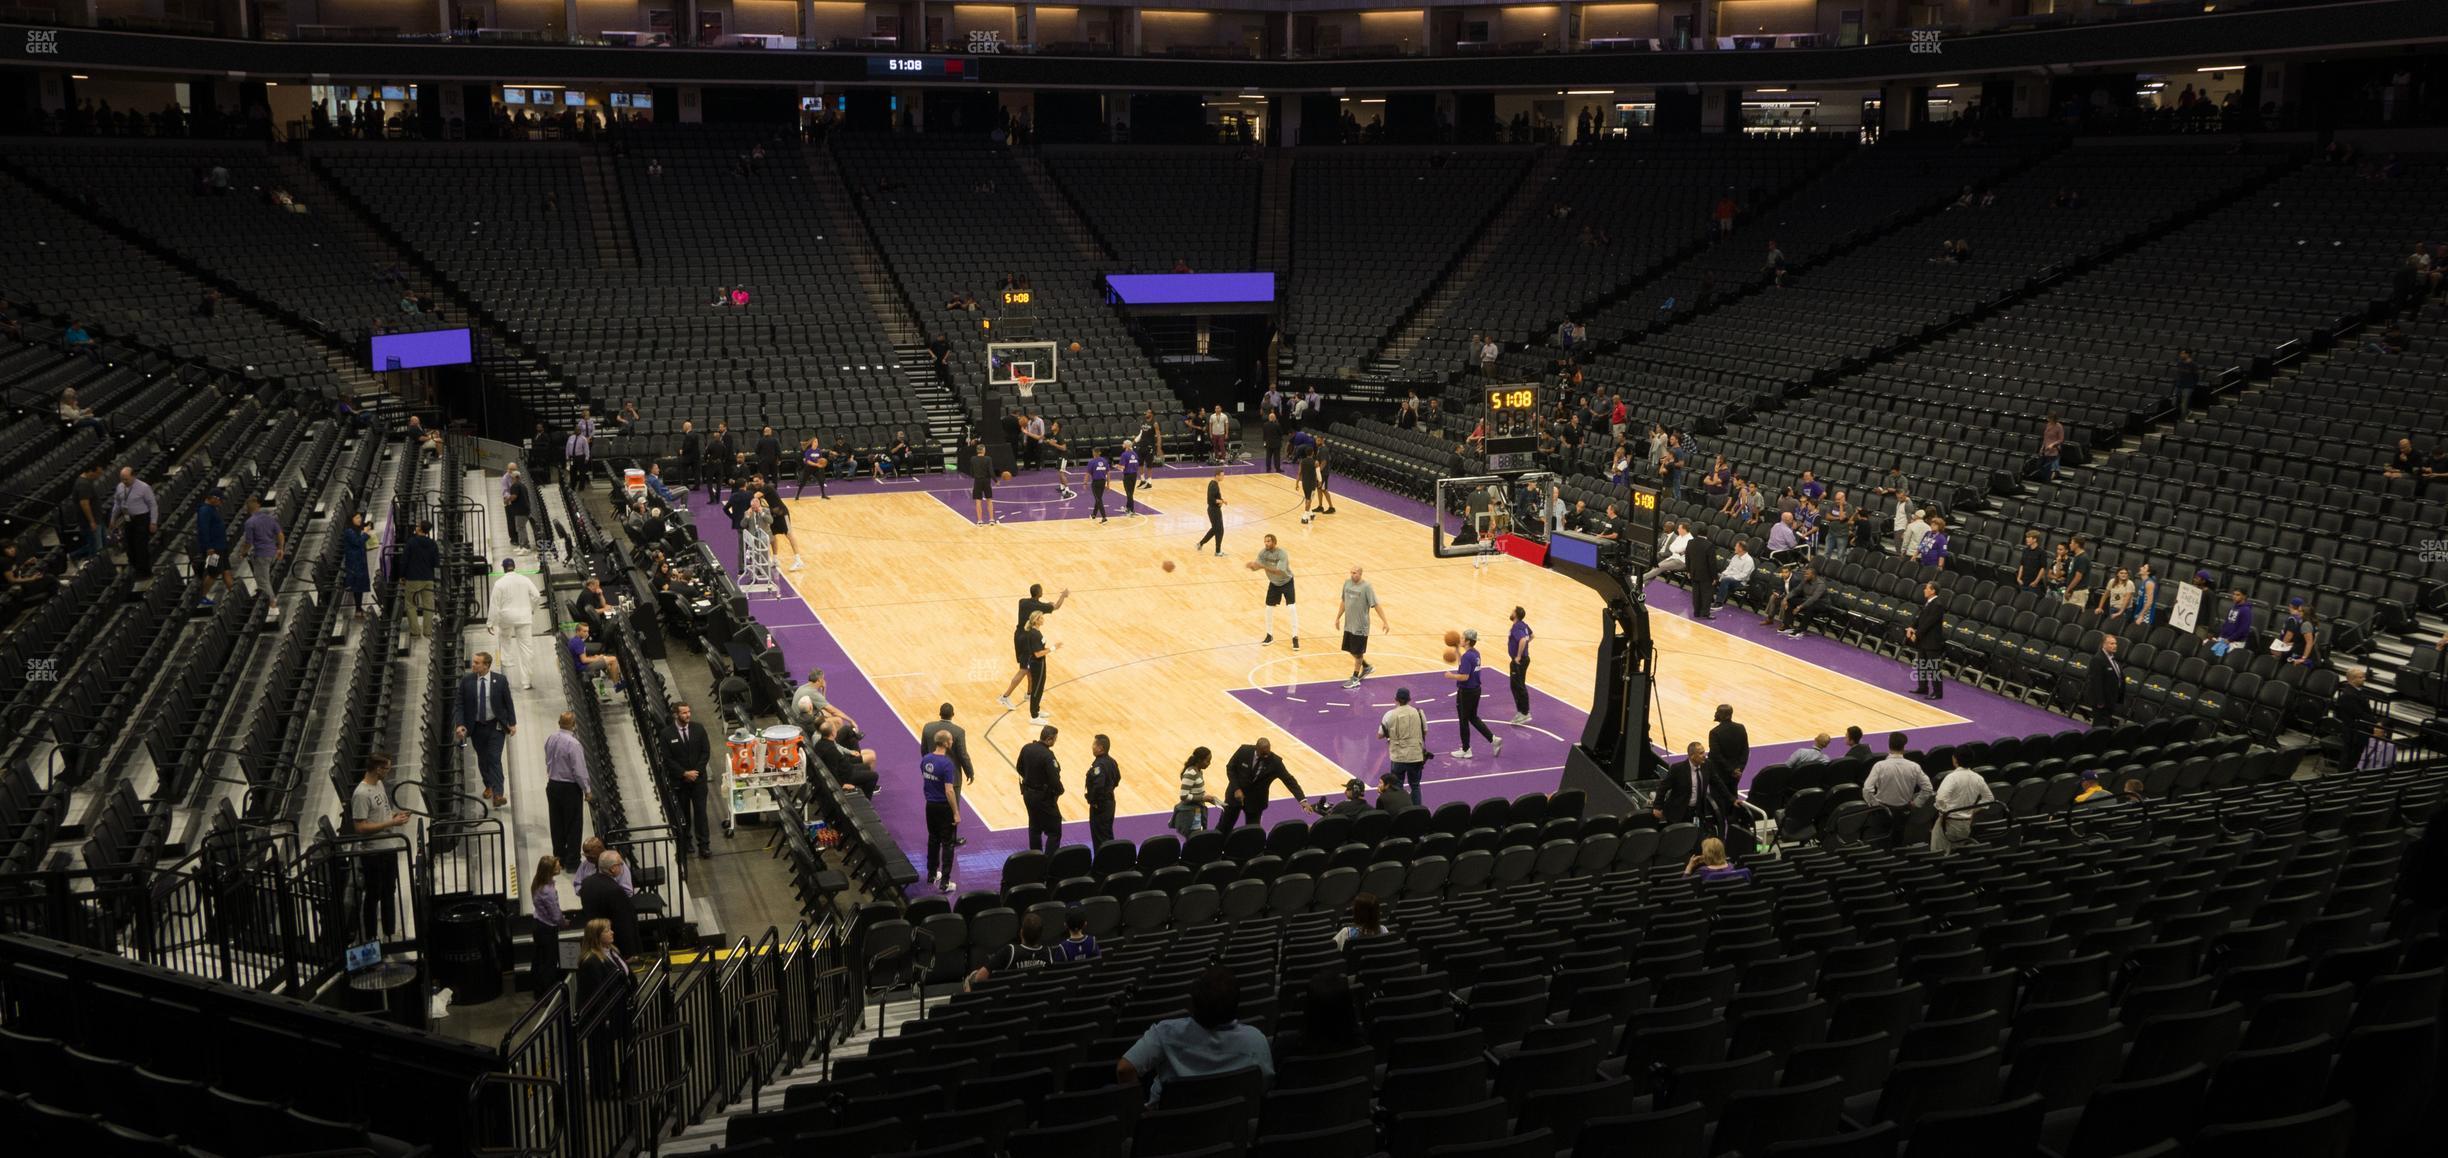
[
  {"xmin": 2422, "ymin": 539, "xmax": 2448, "ymax": 564},
  {"xmin": 1910, "ymin": 29, "xmax": 1943, "ymax": 55},
  {"xmin": 26, "ymin": 29, "xmax": 61, "ymax": 53},
  {"xmin": 24, "ymin": 657, "xmax": 58, "ymax": 683}
]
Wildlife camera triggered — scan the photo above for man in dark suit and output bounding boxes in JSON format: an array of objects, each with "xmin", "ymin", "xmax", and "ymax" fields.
[
  {"xmin": 1908, "ymin": 581, "xmax": 1947, "ymax": 699},
  {"xmin": 662, "ymin": 702, "xmax": 714, "ymax": 859},
  {"xmin": 453, "ymin": 652, "xmax": 517, "ymax": 806},
  {"xmin": 677, "ymin": 420, "xmax": 703, "ymax": 491},
  {"xmin": 578, "ymin": 850, "xmax": 642, "ymax": 957},
  {"xmin": 1685, "ymin": 531, "xmax": 1720, "ymax": 620},
  {"xmin": 1705, "ymin": 704, "xmax": 1749, "ymax": 798},
  {"xmin": 1016, "ymin": 725, "xmax": 1064, "ymax": 852},
  {"xmin": 2085, "ymin": 636, "xmax": 2127, "ymax": 725},
  {"xmin": 918, "ymin": 702, "xmax": 975, "ymax": 787},
  {"xmin": 1218, "ymin": 738, "xmax": 1310, "ymax": 833},
  {"xmin": 1652, "ymin": 742, "xmax": 1709, "ymax": 826}
]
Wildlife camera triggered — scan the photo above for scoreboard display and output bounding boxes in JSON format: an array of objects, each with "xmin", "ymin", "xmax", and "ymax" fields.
[{"xmin": 866, "ymin": 56, "xmax": 979, "ymax": 79}]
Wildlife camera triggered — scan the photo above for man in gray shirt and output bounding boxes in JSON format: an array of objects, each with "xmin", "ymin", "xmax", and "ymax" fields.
[
  {"xmin": 1335, "ymin": 566, "xmax": 1388, "ymax": 689},
  {"xmin": 790, "ymin": 669, "xmax": 851, "ymax": 738},
  {"xmin": 236, "ymin": 496, "xmax": 285, "ymax": 622},
  {"xmin": 1863, "ymin": 732, "xmax": 1933, "ymax": 836},
  {"xmin": 1249, "ymin": 534, "xmax": 1298, "ymax": 649},
  {"xmin": 919, "ymin": 702, "xmax": 975, "ymax": 787},
  {"xmin": 349, "ymin": 755, "xmax": 410, "ymax": 938}
]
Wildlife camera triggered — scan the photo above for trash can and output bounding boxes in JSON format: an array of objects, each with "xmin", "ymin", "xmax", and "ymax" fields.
[{"xmin": 432, "ymin": 900, "xmax": 504, "ymax": 1004}]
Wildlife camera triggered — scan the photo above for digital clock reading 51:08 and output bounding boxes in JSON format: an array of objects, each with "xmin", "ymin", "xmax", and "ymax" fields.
[{"xmin": 1487, "ymin": 389, "xmax": 1537, "ymax": 411}]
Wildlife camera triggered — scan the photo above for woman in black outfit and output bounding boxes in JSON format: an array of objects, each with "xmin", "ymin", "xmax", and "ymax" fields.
[
  {"xmin": 575, "ymin": 918, "xmax": 632, "ymax": 1099},
  {"xmin": 529, "ymin": 855, "xmax": 568, "ymax": 994}
]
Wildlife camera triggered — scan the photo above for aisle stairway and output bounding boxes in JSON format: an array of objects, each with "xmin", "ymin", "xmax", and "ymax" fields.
[
  {"xmin": 1014, "ymin": 154, "xmax": 1118, "ymax": 266},
  {"xmin": 1255, "ymin": 150, "xmax": 1294, "ymax": 273},
  {"xmin": 1367, "ymin": 146, "xmax": 1570, "ymax": 375},
  {"xmin": 577, "ymin": 151, "xmax": 640, "ymax": 270}
]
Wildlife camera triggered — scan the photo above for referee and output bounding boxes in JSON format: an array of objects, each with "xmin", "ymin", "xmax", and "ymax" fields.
[
  {"xmin": 1248, "ymin": 533, "xmax": 1299, "ymax": 649},
  {"xmin": 1196, "ymin": 468, "xmax": 1226, "ymax": 557}
]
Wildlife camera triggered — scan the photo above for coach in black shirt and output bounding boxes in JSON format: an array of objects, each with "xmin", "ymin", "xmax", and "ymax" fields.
[
  {"xmin": 704, "ymin": 424, "xmax": 734, "ymax": 495},
  {"xmin": 1017, "ymin": 726, "xmax": 1064, "ymax": 852},
  {"xmin": 754, "ymin": 425, "xmax": 783, "ymax": 481}
]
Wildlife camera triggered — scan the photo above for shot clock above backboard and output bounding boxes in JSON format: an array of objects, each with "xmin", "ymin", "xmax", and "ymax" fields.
[
  {"xmin": 1486, "ymin": 385, "xmax": 1539, "ymax": 413},
  {"xmin": 866, "ymin": 56, "xmax": 979, "ymax": 79}
]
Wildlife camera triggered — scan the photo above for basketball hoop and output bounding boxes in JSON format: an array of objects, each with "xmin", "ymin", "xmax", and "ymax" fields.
[{"xmin": 1014, "ymin": 373, "xmax": 1035, "ymax": 399}]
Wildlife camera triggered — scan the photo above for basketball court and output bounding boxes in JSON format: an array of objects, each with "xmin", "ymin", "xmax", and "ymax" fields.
[{"xmin": 706, "ymin": 462, "xmax": 2013, "ymax": 843}]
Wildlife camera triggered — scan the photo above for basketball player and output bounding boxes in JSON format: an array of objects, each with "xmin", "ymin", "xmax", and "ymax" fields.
[
  {"xmin": 1118, "ymin": 444, "xmax": 1142, "ymax": 516},
  {"xmin": 1137, "ymin": 408, "xmax": 1163, "ymax": 487},
  {"xmin": 1335, "ymin": 566, "xmax": 1388, "ymax": 689},
  {"xmin": 1314, "ymin": 442, "xmax": 1338, "ymax": 515},
  {"xmin": 998, "ymin": 584, "xmax": 1070, "ymax": 709},
  {"xmin": 797, "ymin": 435, "xmax": 829, "ymax": 499},
  {"xmin": 1297, "ymin": 445, "xmax": 1321, "ymax": 524},
  {"xmin": 1043, "ymin": 419, "xmax": 1077, "ymax": 500},
  {"xmin": 1087, "ymin": 447, "xmax": 1112, "ymax": 522},
  {"xmin": 1196, "ymin": 469, "xmax": 1226, "ymax": 556},
  {"xmin": 1249, "ymin": 533, "xmax": 1299, "ymax": 649},
  {"xmin": 1506, "ymin": 606, "xmax": 1535, "ymax": 725},
  {"xmin": 1447, "ymin": 628, "xmax": 1500, "ymax": 759},
  {"xmin": 968, "ymin": 442, "xmax": 997, "ymax": 525}
]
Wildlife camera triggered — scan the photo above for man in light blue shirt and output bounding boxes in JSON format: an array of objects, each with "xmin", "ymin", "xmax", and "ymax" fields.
[
  {"xmin": 1119, "ymin": 966, "xmax": 1272, "ymax": 1104},
  {"xmin": 1788, "ymin": 733, "xmax": 1833, "ymax": 767}
]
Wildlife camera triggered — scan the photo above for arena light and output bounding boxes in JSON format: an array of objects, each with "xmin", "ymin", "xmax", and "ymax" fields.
[
  {"xmin": 1933, "ymin": 82, "xmax": 1960, "ymax": 89},
  {"xmin": 1564, "ymin": 89, "xmax": 1614, "ymax": 96},
  {"xmin": 71, "ymin": 74, "xmax": 88, "ymax": 80},
  {"xmin": 1756, "ymin": 87, "xmax": 1788, "ymax": 93},
  {"xmin": 2196, "ymin": 65, "xmax": 2245, "ymax": 72}
]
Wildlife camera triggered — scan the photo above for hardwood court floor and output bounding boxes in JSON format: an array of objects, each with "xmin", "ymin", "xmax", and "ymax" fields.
[{"xmin": 776, "ymin": 471, "xmax": 1962, "ymax": 831}]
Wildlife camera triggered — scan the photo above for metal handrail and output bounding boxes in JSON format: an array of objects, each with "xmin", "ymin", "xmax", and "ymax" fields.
[{"xmin": 467, "ymin": 1071, "xmax": 563, "ymax": 1158}]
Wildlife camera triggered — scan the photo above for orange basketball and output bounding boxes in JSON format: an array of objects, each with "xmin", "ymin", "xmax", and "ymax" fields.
[
  {"xmin": 1444, "ymin": 629, "xmax": 1463, "ymax": 648},
  {"xmin": 1000, "ymin": 470, "xmax": 1013, "ymax": 480},
  {"xmin": 1162, "ymin": 560, "xmax": 1177, "ymax": 573},
  {"xmin": 1443, "ymin": 648, "xmax": 1460, "ymax": 664}
]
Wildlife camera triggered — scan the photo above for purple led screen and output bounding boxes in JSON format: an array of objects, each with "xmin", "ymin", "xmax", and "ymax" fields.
[
  {"xmin": 370, "ymin": 328, "xmax": 474, "ymax": 372},
  {"xmin": 1103, "ymin": 272, "xmax": 1276, "ymax": 306}
]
